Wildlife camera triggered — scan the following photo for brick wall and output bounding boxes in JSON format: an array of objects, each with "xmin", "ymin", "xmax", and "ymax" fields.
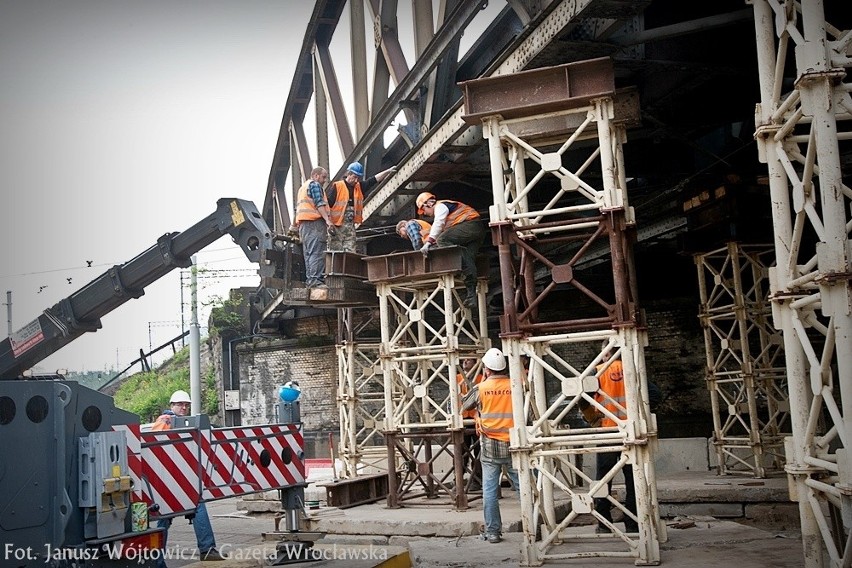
[
  {"xmin": 643, "ymin": 296, "xmax": 713, "ymax": 437},
  {"xmin": 229, "ymin": 314, "xmax": 339, "ymax": 458}
]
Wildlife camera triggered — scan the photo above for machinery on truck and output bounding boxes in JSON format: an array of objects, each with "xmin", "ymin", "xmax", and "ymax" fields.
[{"xmin": 0, "ymin": 198, "xmax": 308, "ymax": 567}]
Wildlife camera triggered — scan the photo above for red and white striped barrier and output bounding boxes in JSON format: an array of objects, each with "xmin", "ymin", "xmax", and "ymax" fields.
[{"xmin": 115, "ymin": 423, "xmax": 304, "ymax": 518}]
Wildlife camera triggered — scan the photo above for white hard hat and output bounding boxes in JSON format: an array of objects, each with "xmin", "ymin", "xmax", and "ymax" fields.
[
  {"xmin": 482, "ymin": 348, "xmax": 506, "ymax": 372},
  {"xmin": 169, "ymin": 390, "xmax": 191, "ymax": 404}
]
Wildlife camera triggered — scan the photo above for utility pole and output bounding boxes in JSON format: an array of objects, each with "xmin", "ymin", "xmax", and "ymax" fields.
[
  {"xmin": 180, "ymin": 270, "xmax": 186, "ymax": 347},
  {"xmin": 4, "ymin": 290, "xmax": 11, "ymax": 337},
  {"xmin": 189, "ymin": 256, "xmax": 201, "ymax": 416}
]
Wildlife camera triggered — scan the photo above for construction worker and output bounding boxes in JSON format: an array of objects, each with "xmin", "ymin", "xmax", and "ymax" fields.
[
  {"xmin": 152, "ymin": 390, "xmax": 224, "ymax": 563},
  {"xmin": 591, "ymin": 343, "xmax": 638, "ymax": 534},
  {"xmin": 457, "ymin": 357, "xmax": 483, "ymax": 491},
  {"xmin": 462, "ymin": 347, "xmax": 518, "ymax": 544},
  {"xmin": 327, "ymin": 161, "xmax": 396, "ymax": 252},
  {"xmin": 415, "ymin": 192, "xmax": 484, "ymax": 307},
  {"xmin": 293, "ymin": 167, "xmax": 333, "ymax": 288},
  {"xmin": 395, "ymin": 219, "xmax": 431, "ymax": 250}
]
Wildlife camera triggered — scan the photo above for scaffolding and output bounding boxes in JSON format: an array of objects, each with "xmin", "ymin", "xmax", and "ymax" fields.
[
  {"xmin": 363, "ymin": 248, "xmax": 489, "ymax": 510},
  {"xmin": 464, "ymin": 58, "xmax": 663, "ymax": 565},
  {"xmin": 695, "ymin": 243, "xmax": 789, "ymax": 477},
  {"xmin": 752, "ymin": 1, "xmax": 852, "ymax": 566}
]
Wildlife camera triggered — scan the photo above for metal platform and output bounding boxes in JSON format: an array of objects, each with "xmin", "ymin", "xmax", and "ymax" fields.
[{"xmin": 260, "ymin": 275, "xmax": 376, "ymax": 308}]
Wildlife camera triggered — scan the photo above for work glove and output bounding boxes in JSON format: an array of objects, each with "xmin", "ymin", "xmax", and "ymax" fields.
[
  {"xmin": 578, "ymin": 398, "xmax": 603, "ymax": 428},
  {"xmin": 420, "ymin": 241, "xmax": 432, "ymax": 256},
  {"xmin": 327, "ymin": 224, "xmax": 337, "ymax": 236}
]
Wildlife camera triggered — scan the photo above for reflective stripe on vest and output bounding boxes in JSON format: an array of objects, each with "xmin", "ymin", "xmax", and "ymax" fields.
[
  {"xmin": 596, "ymin": 359, "xmax": 626, "ymax": 428},
  {"xmin": 478, "ymin": 375, "xmax": 513, "ymax": 442},
  {"xmin": 329, "ymin": 180, "xmax": 364, "ymax": 225},
  {"xmin": 440, "ymin": 200, "xmax": 480, "ymax": 227},
  {"xmin": 295, "ymin": 179, "xmax": 321, "ymax": 223}
]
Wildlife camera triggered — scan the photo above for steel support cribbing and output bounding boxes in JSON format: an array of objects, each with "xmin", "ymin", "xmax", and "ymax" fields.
[
  {"xmin": 467, "ymin": 59, "xmax": 662, "ymax": 564},
  {"xmin": 365, "ymin": 249, "xmax": 488, "ymax": 510},
  {"xmin": 695, "ymin": 243, "xmax": 789, "ymax": 477},
  {"xmin": 751, "ymin": 1, "xmax": 852, "ymax": 566},
  {"xmin": 336, "ymin": 336, "xmax": 390, "ymax": 478}
]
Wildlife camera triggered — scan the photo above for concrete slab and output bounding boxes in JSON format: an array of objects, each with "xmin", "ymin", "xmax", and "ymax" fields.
[
  {"xmin": 404, "ymin": 520, "xmax": 804, "ymax": 567},
  {"xmin": 159, "ymin": 471, "xmax": 802, "ymax": 567}
]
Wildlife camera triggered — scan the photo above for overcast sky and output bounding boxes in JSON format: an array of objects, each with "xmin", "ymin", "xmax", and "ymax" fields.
[{"xmin": 0, "ymin": 1, "xmax": 315, "ymax": 373}]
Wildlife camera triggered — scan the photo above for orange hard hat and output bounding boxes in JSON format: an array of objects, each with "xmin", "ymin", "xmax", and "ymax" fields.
[{"xmin": 416, "ymin": 192, "xmax": 436, "ymax": 214}]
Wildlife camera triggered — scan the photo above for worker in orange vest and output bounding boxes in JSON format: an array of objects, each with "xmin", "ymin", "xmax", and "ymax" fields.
[
  {"xmin": 592, "ymin": 343, "xmax": 638, "ymax": 535},
  {"xmin": 326, "ymin": 161, "xmax": 396, "ymax": 253},
  {"xmin": 415, "ymin": 192, "xmax": 484, "ymax": 307},
  {"xmin": 151, "ymin": 390, "xmax": 224, "ymax": 563},
  {"xmin": 396, "ymin": 219, "xmax": 432, "ymax": 250},
  {"xmin": 293, "ymin": 167, "xmax": 334, "ymax": 289},
  {"xmin": 462, "ymin": 348, "xmax": 518, "ymax": 543}
]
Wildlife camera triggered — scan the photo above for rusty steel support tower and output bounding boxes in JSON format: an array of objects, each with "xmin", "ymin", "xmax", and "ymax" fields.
[
  {"xmin": 695, "ymin": 243, "xmax": 789, "ymax": 477},
  {"xmin": 752, "ymin": 1, "xmax": 852, "ymax": 565},
  {"xmin": 463, "ymin": 59, "xmax": 663, "ymax": 564}
]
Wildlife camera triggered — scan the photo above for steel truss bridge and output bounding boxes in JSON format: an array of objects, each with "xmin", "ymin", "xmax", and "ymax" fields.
[{"xmin": 251, "ymin": 1, "xmax": 849, "ymax": 566}]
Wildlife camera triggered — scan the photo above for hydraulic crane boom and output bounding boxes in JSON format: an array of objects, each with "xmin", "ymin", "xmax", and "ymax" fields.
[{"xmin": 0, "ymin": 197, "xmax": 274, "ymax": 379}]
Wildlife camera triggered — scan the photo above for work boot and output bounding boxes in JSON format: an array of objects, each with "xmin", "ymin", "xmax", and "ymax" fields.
[
  {"xmin": 200, "ymin": 548, "xmax": 225, "ymax": 561},
  {"xmin": 463, "ymin": 286, "xmax": 477, "ymax": 308}
]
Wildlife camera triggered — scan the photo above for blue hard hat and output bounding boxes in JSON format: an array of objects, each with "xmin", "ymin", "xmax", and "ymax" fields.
[
  {"xmin": 346, "ymin": 162, "xmax": 364, "ymax": 177},
  {"xmin": 278, "ymin": 381, "xmax": 301, "ymax": 402}
]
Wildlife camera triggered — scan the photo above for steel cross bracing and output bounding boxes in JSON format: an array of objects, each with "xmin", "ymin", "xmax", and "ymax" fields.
[
  {"xmin": 376, "ymin": 275, "xmax": 487, "ymax": 430},
  {"xmin": 335, "ymin": 306, "xmax": 404, "ymax": 477},
  {"xmin": 336, "ymin": 340, "xmax": 393, "ymax": 477},
  {"xmin": 473, "ymin": 73, "xmax": 662, "ymax": 563},
  {"xmin": 371, "ymin": 269, "xmax": 488, "ymax": 509},
  {"xmin": 751, "ymin": 1, "xmax": 852, "ymax": 566},
  {"xmin": 695, "ymin": 243, "xmax": 789, "ymax": 478}
]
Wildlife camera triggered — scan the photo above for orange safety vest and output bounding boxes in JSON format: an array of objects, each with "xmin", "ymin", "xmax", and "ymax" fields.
[
  {"xmin": 295, "ymin": 179, "xmax": 322, "ymax": 223},
  {"xmin": 149, "ymin": 412, "xmax": 174, "ymax": 431},
  {"xmin": 413, "ymin": 219, "xmax": 431, "ymax": 240},
  {"xmin": 328, "ymin": 180, "xmax": 364, "ymax": 226},
  {"xmin": 596, "ymin": 359, "xmax": 626, "ymax": 428},
  {"xmin": 458, "ymin": 371, "xmax": 483, "ymax": 420},
  {"xmin": 437, "ymin": 200, "xmax": 479, "ymax": 227},
  {"xmin": 477, "ymin": 374, "xmax": 513, "ymax": 442}
]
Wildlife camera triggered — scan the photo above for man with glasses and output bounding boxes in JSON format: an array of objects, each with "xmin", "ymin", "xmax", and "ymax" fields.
[{"xmin": 151, "ymin": 390, "xmax": 224, "ymax": 563}]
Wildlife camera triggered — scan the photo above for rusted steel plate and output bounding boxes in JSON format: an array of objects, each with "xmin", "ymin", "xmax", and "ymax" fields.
[
  {"xmin": 320, "ymin": 472, "xmax": 395, "ymax": 509},
  {"xmin": 504, "ymin": 87, "xmax": 640, "ymax": 142},
  {"xmin": 325, "ymin": 251, "xmax": 368, "ymax": 279},
  {"xmin": 364, "ymin": 246, "xmax": 463, "ymax": 283},
  {"xmin": 460, "ymin": 57, "xmax": 615, "ymax": 123}
]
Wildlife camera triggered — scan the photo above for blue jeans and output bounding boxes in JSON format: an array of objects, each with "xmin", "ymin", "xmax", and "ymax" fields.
[
  {"xmin": 594, "ymin": 451, "xmax": 637, "ymax": 530},
  {"xmin": 481, "ymin": 455, "xmax": 519, "ymax": 536},
  {"xmin": 299, "ymin": 219, "xmax": 328, "ymax": 286},
  {"xmin": 156, "ymin": 502, "xmax": 216, "ymax": 567}
]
